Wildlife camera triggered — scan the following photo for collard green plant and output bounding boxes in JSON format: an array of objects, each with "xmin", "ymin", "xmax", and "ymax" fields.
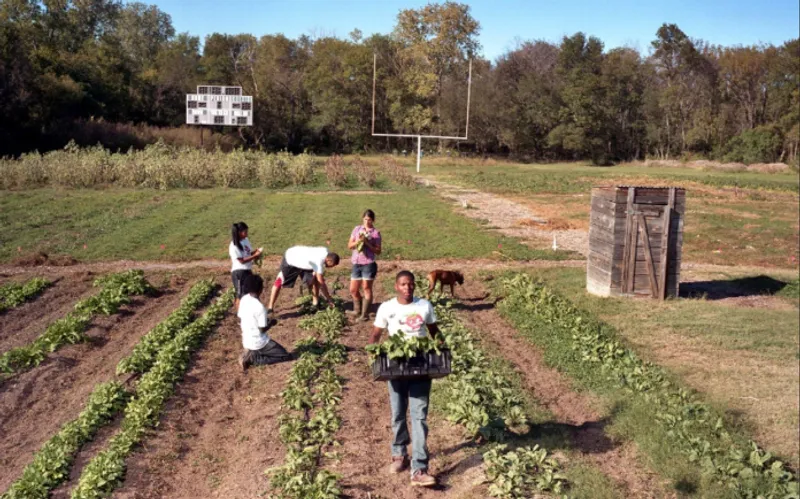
[
  {"xmin": 0, "ymin": 277, "xmax": 51, "ymax": 312},
  {"xmin": 497, "ymin": 273, "xmax": 799, "ymax": 498},
  {"xmin": 70, "ymin": 289, "xmax": 234, "ymax": 499},
  {"xmin": 0, "ymin": 271, "xmax": 151, "ymax": 374}
]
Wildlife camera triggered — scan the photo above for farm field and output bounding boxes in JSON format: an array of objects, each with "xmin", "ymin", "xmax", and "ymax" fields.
[{"xmin": 0, "ymin": 157, "xmax": 798, "ymax": 498}]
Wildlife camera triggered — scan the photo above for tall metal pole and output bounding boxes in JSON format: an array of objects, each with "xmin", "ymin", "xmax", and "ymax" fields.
[
  {"xmin": 372, "ymin": 54, "xmax": 376, "ymax": 136},
  {"xmin": 416, "ymin": 135, "xmax": 421, "ymax": 173},
  {"xmin": 465, "ymin": 59, "xmax": 472, "ymax": 138}
]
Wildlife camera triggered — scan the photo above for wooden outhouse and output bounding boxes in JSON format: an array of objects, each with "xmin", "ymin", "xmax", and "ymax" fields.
[{"xmin": 587, "ymin": 186, "xmax": 685, "ymax": 299}]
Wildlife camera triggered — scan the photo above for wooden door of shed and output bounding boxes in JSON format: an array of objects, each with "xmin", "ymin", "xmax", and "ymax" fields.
[{"xmin": 620, "ymin": 187, "xmax": 680, "ymax": 299}]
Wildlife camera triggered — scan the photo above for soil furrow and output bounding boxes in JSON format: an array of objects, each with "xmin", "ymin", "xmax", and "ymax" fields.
[
  {"xmin": 456, "ymin": 277, "xmax": 673, "ymax": 498},
  {"xmin": 111, "ymin": 295, "xmax": 307, "ymax": 499},
  {"xmin": 0, "ymin": 273, "xmax": 95, "ymax": 351},
  {"xmin": 0, "ymin": 276, "xmax": 188, "ymax": 492}
]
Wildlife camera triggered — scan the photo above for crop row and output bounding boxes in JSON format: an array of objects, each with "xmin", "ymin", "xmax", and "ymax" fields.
[
  {"xmin": 497, "ymin": 273, "xmax": 798, "ymax": 498},
  {"xmin": 69, "ymin": 288, "xmax": 234, "ymax": 499},
  {"xmin": 0, "ymin": 277, "xmax": 51, "ymax": 313},
  {"xmin": 2, "ymin": 382, "xmax": 128, "ymax": 499},
  {"xmin": 1, "ymin": 280, "xmax": 221, "ymax": 498},
  {"xmin": 0, "ymin": 142, "xmax": 411, "ymax": 190},
  {"xmin": 269, "ymin": 305, "xmax": 347, "ymax": 499},
  {"xmin": 415, "ymin": 274, "xmax": 568, "ymax": 498},
  {"xmin": 0, "ymin": 270, "xmax": 152, "ymax": 374},
  {"xmin": 116, "ymin": 278, "xmax": 216, "ymax": 374}
]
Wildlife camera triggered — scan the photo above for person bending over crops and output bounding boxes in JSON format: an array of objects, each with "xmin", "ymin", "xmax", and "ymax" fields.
[
  {"xmin": 347, "ymin": 209, "xmax": 382, "ymax": 322},
  {"xmin": 237, "ymin": 274, "xmax": 292, "ymax": 371},
  {"xmin": 368, "ymin": 270, "xmax": 440, "ymax": 488},
  {"xmin": 267, "ymin": 246, "xmax": 340, "ymax": 313},
  {"xmin": 229, "ymin": 222, "xmax": 263, "ymax": 311}
]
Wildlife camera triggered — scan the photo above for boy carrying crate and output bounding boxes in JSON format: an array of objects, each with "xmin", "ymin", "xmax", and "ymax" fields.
[{"xmin": 368, "ymin": 270, "xmax": 440, "ymax": 488}]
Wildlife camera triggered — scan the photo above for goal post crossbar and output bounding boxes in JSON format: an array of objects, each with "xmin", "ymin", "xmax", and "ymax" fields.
[{"xmin": 371, "ymin": 54, "xmax": 473, "ymax": 172}]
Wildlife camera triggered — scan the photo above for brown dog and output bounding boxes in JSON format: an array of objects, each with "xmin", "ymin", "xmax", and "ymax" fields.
[{"xmin": 427, "ymin": 270, "xmax": 464, "ymax": 297}]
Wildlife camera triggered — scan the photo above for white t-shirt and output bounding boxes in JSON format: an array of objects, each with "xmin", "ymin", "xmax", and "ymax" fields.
[
  {"xmin": 285, "ymin": 246, "xmax": 328, "ymax": 275},
  {"xmin": 229, "ymin": 238, "xmax": 253, "ymax": 272},
  {"xmin": 373, "ymin": 297, "xmax": 437, "ymax": 339},
  {"xmin": 237, "ymin": 294, "xmax": 270, "ymax": 350}
]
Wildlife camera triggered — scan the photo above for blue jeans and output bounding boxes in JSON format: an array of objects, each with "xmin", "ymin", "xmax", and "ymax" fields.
[{"xmin": 388, "ymin": 378, "xmax": 432, "ymax": 473}]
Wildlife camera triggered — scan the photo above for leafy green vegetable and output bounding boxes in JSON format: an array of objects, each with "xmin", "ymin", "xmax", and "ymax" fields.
[
  {"xmin": 497, "ymin": 273, "xmax": 799, "ymax": 498},
  {"xmin": 0, "ymin": 271, "xmax": 151, "ymax": 374},
  {"xmin": 70, "ymin": 289, "xmax": 234, "ymax": 499},
  {"xmin": 0, "ymin": 277, "xmax": 51, "ymax": 312}
]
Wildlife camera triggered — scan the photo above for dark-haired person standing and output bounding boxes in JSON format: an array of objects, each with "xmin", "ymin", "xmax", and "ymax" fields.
[
  {"xmin": 347, "ymin": 209, "xmax": 382, "ymax": 321},
  {"xmin": 229, "ymin": 222, "xmax": 262, "ymax": 311},
  {"xmin": 237, "ymin": 274, "xmax": 292, "ymax": 371},
  {"xmin": 368, "ymin": 270, "xmax": 440, "ymax": 488},
  {"xmin": 267, "ymin": 246, "xmax": 340, "ymax": 312}
]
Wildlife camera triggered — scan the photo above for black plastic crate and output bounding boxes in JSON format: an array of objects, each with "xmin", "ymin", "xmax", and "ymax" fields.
[{"xmin": 371, "ymin": 350, "xmax": 452, "ymax": 381}]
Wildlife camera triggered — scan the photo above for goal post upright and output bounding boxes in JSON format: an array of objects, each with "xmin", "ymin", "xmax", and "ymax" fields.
[{"xmin": 371, "ymin": 54, "xmax": 473, "ymax": 173}]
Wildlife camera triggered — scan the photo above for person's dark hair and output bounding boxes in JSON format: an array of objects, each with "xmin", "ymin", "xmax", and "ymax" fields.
[
  {"xmin": 396, "ymin": 270, "xmax": 415, "ymax": 282},
  {"xmin": 242, "ymin": 274, "xmax": 264, "ymax": 296},
  {"xmin": 362, "ymin": 209, "xmax": 376, "ymax": 221},
  {"xmin": 326, "ymin": 252, "xmax": 340, "ymax": 265},
  {"xmin": 231, "ymin": 221, "xmax": 249, "ymax": 251}
]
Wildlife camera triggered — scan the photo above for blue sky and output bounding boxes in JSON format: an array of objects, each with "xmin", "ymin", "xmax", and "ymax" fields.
[{"xmin": 151, "ymin": 0, "xmax": 799, "ymax": 60}]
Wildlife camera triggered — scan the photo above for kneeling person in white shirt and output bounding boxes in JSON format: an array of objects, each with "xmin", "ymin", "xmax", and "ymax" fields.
[
  {"xmin": 368, "ymin": 270, "xmax": 440, "ymax": 488},
  {"xmin": 238, "ymin": 274, "xmax": 292, "ymax": 371}
]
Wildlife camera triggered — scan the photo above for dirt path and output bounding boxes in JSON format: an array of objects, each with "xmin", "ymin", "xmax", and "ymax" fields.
[
  {"xmin": 0, "ymin": 274, "xmax": 188, "ymax": 492},
  {"xmin": 422, "ymin": 178, "xmax": 590, "ymax": 256},
  {"xmin": 455, "ymin": 277, "xmax": 674, "ymax": 498},
  {"xmin": 111, "ymin": 289, "xmax": 306, "ymax": 499},
  {"xmin": 333, "ymin": 286, "xmax": 486, "ymax": 499}
]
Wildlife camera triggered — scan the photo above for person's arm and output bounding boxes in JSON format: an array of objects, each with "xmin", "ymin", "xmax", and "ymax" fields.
[
  {"xmin": 369, "ymin": 326, "xmax": 383, "ymax": 344},
  {"xmin": 316, "ymin": 272, "xmax": 334, "ymax": 306},
  {"xmin": 239, "ymin": 247, "xmax": 262, "ymax": 264},
  {"xmin": 347, "ymin": 226, "xmax": 361, "ymax": 250},
  {"xmin": 363, "ymin": 236, "xmax": 381, "ymax": 255},
  {"xmin": 427, "ymin": 323, "xmax": 440, "ymax": 340}
]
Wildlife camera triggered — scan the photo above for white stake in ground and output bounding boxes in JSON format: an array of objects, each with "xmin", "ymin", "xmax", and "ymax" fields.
[{"xmin": 371, "ymin": 54, "xmax": 473, "ymax": 173}]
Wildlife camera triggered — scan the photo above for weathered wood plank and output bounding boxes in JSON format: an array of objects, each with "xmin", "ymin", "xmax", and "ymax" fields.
[
  {"xmin": 637, "ymin": 213, "xmax": 660, "ymax": 298},
  {"xmin": 658, "ymin": 188, "xmax": 676, "ymax": 300}
]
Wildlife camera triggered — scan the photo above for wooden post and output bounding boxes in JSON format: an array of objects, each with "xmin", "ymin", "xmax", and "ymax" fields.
[
  {"xmin": 658, "ymin": 187, "xmax": 676, "ymax": 299},
  {"xmin": 621, "ymin": 187, "xmax": 636, "ymax": 293},
  {"xmin": 637, "ymin": 213, "xmax": 659, "ymax": 299}
]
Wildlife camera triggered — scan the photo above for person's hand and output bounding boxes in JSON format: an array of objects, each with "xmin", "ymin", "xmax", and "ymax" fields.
[
  {"xmin": 254, "ymin": 247, "xmax": 263, "ymax": 256},
  {"xmin": 328, "ymin": 301, "xmax": 336, "ymax": 309}
]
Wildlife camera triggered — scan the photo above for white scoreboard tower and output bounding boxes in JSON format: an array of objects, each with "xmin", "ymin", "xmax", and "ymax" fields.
[{"xmin": 186, "ymin": 85, "xmax": 253, "ymax": 126}]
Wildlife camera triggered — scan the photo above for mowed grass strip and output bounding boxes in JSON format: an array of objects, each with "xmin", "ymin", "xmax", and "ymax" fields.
[
  {"xmin": 420, "ymin": 161, "xmax": 799, "ymax": 268},
  {"xmin": 0, "ymin": 189, "xmax": 574, "ymax": 262}
]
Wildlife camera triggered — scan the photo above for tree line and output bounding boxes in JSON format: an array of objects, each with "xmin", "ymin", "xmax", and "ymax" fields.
[{"xmin": 1, "ymin": 0, "xmax": 797, "ymax": 164}]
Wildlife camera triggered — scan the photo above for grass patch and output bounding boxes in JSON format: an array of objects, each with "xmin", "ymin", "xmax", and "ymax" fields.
[
  {"xmin": 423, "ymin": 162, "xmax": 800, "ymax": 194},
  {"xmin": 0, "ymin": 188, "xmax": 575, "ymax": 263},
  {"xmin": 527, "ymin": 267, "xmax": 799, "ymax": 361},
  {"xmin": 419, "ymin": 161, "xmax": 799, "ymax": 268}
]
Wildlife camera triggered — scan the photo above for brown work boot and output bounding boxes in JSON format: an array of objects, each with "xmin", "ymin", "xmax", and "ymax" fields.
[
  {"xmin": 410, "ymin": 469, "xmax": 436, "ymax": 487},
  {"xmin": 359, "ymin": 297, "xmax": 372, "ymax": 322},
  {"xmin": 346, "ymin": 299, "xmax": 362, "ymax": 317},
  {"xmin": 389, "ymin": 456, "xmax": 409, "ymax": 474}
]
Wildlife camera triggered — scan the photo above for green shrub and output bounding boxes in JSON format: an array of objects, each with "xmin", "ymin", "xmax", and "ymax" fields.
[{"xmin": 722, "ymin": 126, "xmax": 784, "ymax": 164}]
